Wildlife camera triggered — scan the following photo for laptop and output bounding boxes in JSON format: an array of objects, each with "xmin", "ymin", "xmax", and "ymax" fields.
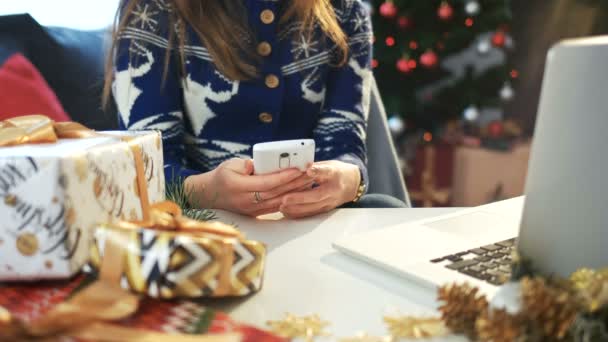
[{"xmin": 333, "ymin": 36, "xmax": 608, "ymax": 296}]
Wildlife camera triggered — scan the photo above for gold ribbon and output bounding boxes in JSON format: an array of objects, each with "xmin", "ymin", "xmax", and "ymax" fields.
[
  {"xmin": 117, "ymin": 201, "xmax": 243, "ymax": 238},
  {"xmin": 0, "ymin": 115, "xmax": 98, "ymax": 146},
  {"xmin": 0, "ymin": 203, "xmax": 243, "ymax": 342},
  {"xmin": 98, "ymin": 201, "xmax": 245, "ymax": 297},
  {"xmin": 0, "ymin": 115, "xmax": 151, "ymax": 220}
]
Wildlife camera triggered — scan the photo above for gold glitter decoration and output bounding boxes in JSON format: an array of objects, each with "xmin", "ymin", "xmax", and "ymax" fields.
[
  {"xmin": 438, "ymin": 283, "xmax": 488, "ymax": 339},
  {"xmin": 74, "ymin": 157, "xmax": 88, "ymax": 181},
  {"xmin": 267, "ymin": 314, "xmax": 330, "ymax": 341},
  {"xmin": 130, "ymin": 208, "xmax": 138, "ymax": 220},
  {"xmin": 93, "ymin": 175, "xmax": 103, "ymax": 198},
  {"xmin": 4, "ymin": 194, "xmax": 17, "ymax": 207},
  {"xmin": 16, "ymin": 233, "xmax": 39, "ymax": 256},
  {"xmin": 475, "ymin": 309, "xmax": 525, "ymax": 342},
  {"xmin": 570, "ymin": 268, "xmax": 608, "ymax": 313},
  {"xmin": 383, "ymin": 315, "xmax": 448, "ymax": 339},
  {"xmin": 65, "ymin": 207, "xmax": 76, "ymax": 225},
  {"xmin": 339, "ymin": 333, "xmax": 393, "ymax": 342},
  {"xmin": 521, "ymin": 276, "xmax": 578, "ymax": 340}
]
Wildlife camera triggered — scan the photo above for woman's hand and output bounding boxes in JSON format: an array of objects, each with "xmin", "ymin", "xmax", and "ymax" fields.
[
  {"xmin": 184, "ymin": 158, "xmax": 314, "ymax": 217},
  {"xmin": 280, "ymin": 160, "xmax": 361, "ymax": 219}
]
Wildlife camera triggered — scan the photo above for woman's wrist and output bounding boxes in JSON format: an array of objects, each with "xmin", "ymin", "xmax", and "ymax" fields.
[
  {"xmin": 184, "ymin": 169, "xmax": 216, "ymax": 206},
  {"xmin": 344, "ymin": 164, "xmax": 363, "ymax": 203}
]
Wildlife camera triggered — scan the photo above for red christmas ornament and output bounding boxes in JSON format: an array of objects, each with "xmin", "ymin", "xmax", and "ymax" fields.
[
  {"xmin": 488, "ymin": 121, "xmax": 504, "ymax": 138},
  {"xmin": 492, "ymin": 31, "xmax": 506, "ymax": 47},
  {"xmin": 438, "ymin": 2, "xmax": 454, "ymax": 21},
  {"xmin": 371, "ymin": 59, "xmax": 379, "ymax": 68},
  {"xmin": 379, "ymin": 1, "xmax": 398, "ymax": 18},
  {"xmin": 385, "ymin": 36, "xmax": 396, "ymax": 47},
  {"xmin": 396, "ymin": 58, "xmax": 411, "ymax": 73},
  {"xmin": 420, "ymin": 50, "xmax": 439, "ymax": 68},
  {"xmin": 397, "ymin": 16, "xmax": 412, "ymax": 29}
]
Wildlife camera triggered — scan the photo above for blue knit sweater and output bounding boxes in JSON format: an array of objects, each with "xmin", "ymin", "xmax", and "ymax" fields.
[{"xmin": 114, "ymin": 0, "xmax": 373, "ymax": 189}]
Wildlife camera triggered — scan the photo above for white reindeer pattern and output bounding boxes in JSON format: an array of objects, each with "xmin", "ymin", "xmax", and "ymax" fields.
[
  {"xmin": 113, "ymin": 43, "xmax": 155, "ymax": 126},
  {"xmin": 183, "ymin": 71, "xmax": 240, "ymax": 135},
  {"xmin": 347, "ymin": 57, "xmax": 372, "ymax": 120},
  {"xmin": 301, "ymin": 67, "xmax": 326, "ymax": 104}
]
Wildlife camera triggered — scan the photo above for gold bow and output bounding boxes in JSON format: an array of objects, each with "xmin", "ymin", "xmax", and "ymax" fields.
[
  {"xmin": 120, "ymin": 200, "xmax": 244, "ymax": 239},
  {"xmin": 0, "ymin": 115, "xmax": 99, "ymax": 146},
  {"xmin": 0, "ymin": 201, "xmax": 243, "ymax": 342}
]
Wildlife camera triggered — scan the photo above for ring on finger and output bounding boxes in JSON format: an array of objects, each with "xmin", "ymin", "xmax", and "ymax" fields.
[{"xmin": 253, "ymin": 191, "xmax": 263, "ymax": 204}]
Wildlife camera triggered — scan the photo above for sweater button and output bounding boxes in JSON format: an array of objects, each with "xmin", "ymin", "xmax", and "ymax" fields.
[
  {"xmin": 259, "ymin": 112, "xmax": 273, "ymax": 123},
  {"xmin": 265, "ymin": 74, "xmax": 280, "ymax": 89},
  {"xmin": 257, "ymin": 41, "xmax": 272, "ymax": 57},
  {"xmin": 260, "ymin": 10, "xmax": 275, "ymax": 24}
]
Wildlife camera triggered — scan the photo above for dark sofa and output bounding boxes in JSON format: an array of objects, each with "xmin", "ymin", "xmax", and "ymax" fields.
[{"xmin": 0, "ymin": 14, "xmax": 117, "ymax": 130}]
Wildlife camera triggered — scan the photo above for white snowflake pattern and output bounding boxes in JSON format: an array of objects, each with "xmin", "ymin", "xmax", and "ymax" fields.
[
  {"xmin": 152, "ymin": 0, "xmax": 172, "ymax": 11},
  {"xmin": 291, "ymin": 34, "xmax": 319, "ymax": 60},
  {"xmin": 351, "ymin": 10, "xmax": 369, "ymax": 33},
  {"xmin": 131, "ymin": 3, "xmax": 159, "ymax": 31}
]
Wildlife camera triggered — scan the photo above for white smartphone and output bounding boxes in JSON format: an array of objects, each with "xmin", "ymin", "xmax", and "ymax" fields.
[{"xmin": 253, "ymin": 139, "xmax": 315, "ymax": 175}]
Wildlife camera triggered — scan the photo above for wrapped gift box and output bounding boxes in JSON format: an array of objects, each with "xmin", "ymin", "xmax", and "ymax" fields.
[
  {"xmin": 89, "ymin": 216, "xmax": 267, "ymax": 298},
  {"xmin": 0, "ymin": 130, "xmax": 165, "ymax": 280},
  {"xmin": 451, "ymin": 142, "xmax": 531, "ymax": 206}
]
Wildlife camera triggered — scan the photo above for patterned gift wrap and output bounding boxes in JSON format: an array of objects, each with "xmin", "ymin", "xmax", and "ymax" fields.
[
  {"xmin": 0, "ymin": 128, "xmax": 165, "ymax": 281},
  {"xmin": 89, "ymin": 224, "xmax": 266, "ymax": 299},
  {"xmin": 0, "ymin": 276, "xmax": 284, "ymax": 342}
]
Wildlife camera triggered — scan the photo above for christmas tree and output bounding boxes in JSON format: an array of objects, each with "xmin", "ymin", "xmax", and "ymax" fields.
[{"xmin": 371, "ymin": 0, "xmax": 517, "ymax": 143}]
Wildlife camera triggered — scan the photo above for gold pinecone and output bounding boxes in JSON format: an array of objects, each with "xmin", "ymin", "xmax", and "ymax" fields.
[
  {"xmin": 437, "ymin": 283, "xmax": 489, "ymax": 339},
  {"xmin": 475, "ymin": 308, "xmax": 526, "ymax": 342},
  {"xmin": 521, "ymin": 276, "xmax": 578, "ymax": 340}
]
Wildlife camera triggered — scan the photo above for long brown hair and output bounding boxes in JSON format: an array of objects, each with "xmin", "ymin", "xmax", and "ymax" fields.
[{"xmin": 102, "ymin": 0, "xmax": 348, "ymax": 107}]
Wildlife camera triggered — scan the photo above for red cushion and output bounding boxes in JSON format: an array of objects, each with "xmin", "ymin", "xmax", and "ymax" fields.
[{"xmin": 0, "ymin": 53, "xmax": 70, "ymax": 122}]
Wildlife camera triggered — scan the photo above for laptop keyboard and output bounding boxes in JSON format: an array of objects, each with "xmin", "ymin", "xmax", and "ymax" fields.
[{"xmin": 430, "ymin": 238, "xmax": 516, "ymax": 286}]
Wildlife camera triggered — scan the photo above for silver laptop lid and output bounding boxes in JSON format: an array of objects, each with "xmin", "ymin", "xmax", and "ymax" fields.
[{"xmin": 519, "ymin": 36, "xmax": 608, "ymax": 277}]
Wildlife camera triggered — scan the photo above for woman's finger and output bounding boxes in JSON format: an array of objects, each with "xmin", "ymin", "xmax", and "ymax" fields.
[
  {"xmin": 235, "ymin": 192, "xmax": 284, "ymax": 215},
  {"xmin": 306, "ymin": 163, "xmax": 335, "ymax": 183},
  {"xmin": 258, "ymin": 174, "xmax": 315, "ymax": 201},
  {"xmin": 222, "ymin": 158, "xmax": 254, "ymax": 175},
  {"xmin": 231, "ymin": 168, "xmax": 304, "ymax": 192},
  {"xmin": 280, "ymin": 199, "xmax": 335, "ymax": 219},
  {"xmin": 281, "ymin": 186, "xmax": 330, "ymax": 206}
]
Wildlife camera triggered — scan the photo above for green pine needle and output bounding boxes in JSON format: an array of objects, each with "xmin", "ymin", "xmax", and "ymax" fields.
[{"xmin": 165, "ymin": 178, "xmax": 217, "ymax": 222}]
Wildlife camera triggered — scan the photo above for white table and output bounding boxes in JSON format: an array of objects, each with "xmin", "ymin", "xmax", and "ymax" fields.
[{"xmin": 209, "ymin": 207, "xmax": 469, "ymax": 341}]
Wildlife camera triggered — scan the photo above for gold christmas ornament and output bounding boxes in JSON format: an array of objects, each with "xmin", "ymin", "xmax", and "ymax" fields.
[
  {"xmin": 383, "ymin": 315, "xmax": 448, "ymax": 339},
  {"xmin": 438, "ymin": 283, "xmax": 489, "ymax": 339},
  {"xmin": 267, "ymin": 314, "xmax": 331, "ymax": 341},
  {"xmin": 521, "ymin": 277, "xmax": 578, "ymax": 340},
  {"xmin": 570, "ymin": 268, "xmax": 608, "ymax": 313},
  {"xmin": 475, "ymin": 308, "xmax": 526, "ymax": 342}
]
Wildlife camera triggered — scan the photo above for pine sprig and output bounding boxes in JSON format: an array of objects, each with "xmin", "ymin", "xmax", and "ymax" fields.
[{"xmin": 165, "ymin": 178, "xmax": 216, "ymax": 221}]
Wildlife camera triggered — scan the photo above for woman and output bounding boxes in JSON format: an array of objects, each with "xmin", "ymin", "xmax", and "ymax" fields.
[{"xmin": 105, "ymin": 0, "xmax": 406, "ymax": 218}]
